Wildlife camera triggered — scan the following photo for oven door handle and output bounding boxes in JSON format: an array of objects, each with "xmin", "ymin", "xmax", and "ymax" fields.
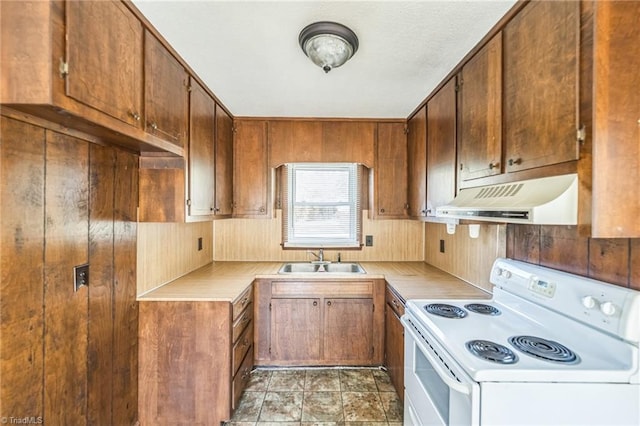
[{"xmin": 403, "ymin": 316, "xmax": 475, "ymax": 396}]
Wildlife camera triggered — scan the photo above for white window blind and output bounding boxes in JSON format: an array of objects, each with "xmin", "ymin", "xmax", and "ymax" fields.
[{"xmin": 282, "ymin": 163, "xmax": 361, "ymax": 248}]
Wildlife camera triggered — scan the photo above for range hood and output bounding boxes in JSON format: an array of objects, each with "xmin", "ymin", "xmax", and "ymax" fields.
[{"xmin": 436, "ymin": 174, "xmax": 578, "ymax": 224}]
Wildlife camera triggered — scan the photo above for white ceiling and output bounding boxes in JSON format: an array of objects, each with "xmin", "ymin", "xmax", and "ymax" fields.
[{"xmin": 132, "ymin": 0, "xmax": 517, "ymax": 119}]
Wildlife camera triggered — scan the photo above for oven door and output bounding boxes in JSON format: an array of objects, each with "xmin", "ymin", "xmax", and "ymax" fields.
[{"xmin": 402, "ymin": 314, "xmax": 480, "ymax": 426}]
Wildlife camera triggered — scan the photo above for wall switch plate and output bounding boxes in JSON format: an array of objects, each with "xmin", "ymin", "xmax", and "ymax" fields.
[
  {"xmin": 439, "ymin": 239, "xmax": 445, "ymax": 253},
  {"xmin": 74, "ymin": 264, "xmax": 89, "ymax": 291},
  {"xmin": 198, "ymin": 237, "xmax": 203, "ymax": 251},
  {"xmin": 365, "ymin": 235, "xmax": 373, "ymax": 246}
]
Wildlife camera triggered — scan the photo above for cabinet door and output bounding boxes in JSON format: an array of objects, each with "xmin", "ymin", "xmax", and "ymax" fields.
[
  {"xmin": 407, "ymin": 106, "xmax": 427, "ymax": 218},
  {"xmin": 66, "ymin": 1, "xmax": 143, "ymax": 127},
  {"xmin": 270, "ymin": 298, "xmax": 321, "ymax": 362},
  {"xmin": 233, "ymin": 120, "xmax": 270, "ymax": 217},
  {"xmin": 188, "ymin": 79, "xmax": 216, "ymax": 218},
  {"xmin": 374, "ymin": 122, "xmax": 408, "ymax": 218},
  {"xmin": 324, "ymin": 298, "xmax": 374, "ymax": 363},
  {"xmin": 459, "ymin": 33, "xmax": 502, "ymax": 182},
  {"xmin": 592, "ymin": 0, "xmax": 640, "ymax": 238},
  {"xmin": 144, "ymin": 31, "xmax": 189, "ymax": 147},
  {"xmin": 503, "ymin": 1, "xmax": 579, "ymax": 172},
  {"xmin": 215, "ymin": 106, "xmax": 234, "ymax": 216},
  {"xmin": 385, "ymin": 305, "xmax": 404, "ymax": 403},
  {"xmin": 426, "ymin": 78, "xmax": 457, "ymax": 216}
]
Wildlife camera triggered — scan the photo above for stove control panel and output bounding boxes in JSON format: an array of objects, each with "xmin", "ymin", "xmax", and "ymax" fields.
[{"xmin": 528, "ymin": 278, "xmax": 556, "ymax": 298}]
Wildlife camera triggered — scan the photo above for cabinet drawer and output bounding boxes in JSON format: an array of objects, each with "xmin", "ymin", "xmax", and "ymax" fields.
[
  {"xmin": 232, "ymin": 346, "xmax": 254, "ymax": 410},
  {"xmin": 386, "ymin": 286, "xmax": 405, "ymax": 317},
  {"xmin": 233, "ymin": 321, "xmax": 253, "ymax": 376},
  {"xmin": 233, "ymin": 286, "xmax": 253, "ymax": 321},
  {"xmin": 272, "ymin": 281, "xmax": 373, "ymax": 297},
  {"xmin": 233, "ymin": 306, "xmax": 253, "ymax": 343}
]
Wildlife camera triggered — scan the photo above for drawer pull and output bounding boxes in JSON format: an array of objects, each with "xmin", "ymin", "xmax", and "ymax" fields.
[{"xmin": 241, "ymin": 297, "xmax": 249, "ymax": 306}]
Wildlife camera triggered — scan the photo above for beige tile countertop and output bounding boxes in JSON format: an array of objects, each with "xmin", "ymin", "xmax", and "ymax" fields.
[{"xmin": 138, "ymin": 261, "xmax": 491, "ymax": 303}]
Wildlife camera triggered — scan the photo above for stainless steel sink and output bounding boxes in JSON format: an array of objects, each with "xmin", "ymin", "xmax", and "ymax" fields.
[{"xmin": 278, "ymin": 262, "xmax": 366, "ymax": 274}]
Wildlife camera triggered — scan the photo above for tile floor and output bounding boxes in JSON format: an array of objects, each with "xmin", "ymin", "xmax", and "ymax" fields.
[{"xmin": 227, "ymin": 367, "xmax": 403, "ymax": 426}]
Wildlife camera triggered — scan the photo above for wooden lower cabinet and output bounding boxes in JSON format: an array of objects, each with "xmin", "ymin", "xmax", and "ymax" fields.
[
  {"xmin": 384, "ymin": 286, "xmax": 405, "ymax": 403},
  {"xmin": 138, "ymin": 285, "xmax": 254, "ymax": 425},
  {"xmin": 256, "ymin": 279, "xmax": 385, "ymax": 366}
]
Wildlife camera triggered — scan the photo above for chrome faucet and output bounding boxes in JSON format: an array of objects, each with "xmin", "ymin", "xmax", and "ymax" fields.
[{"xmin": 309, "ymin": 249, "xmax": 324, "ymax": 262}]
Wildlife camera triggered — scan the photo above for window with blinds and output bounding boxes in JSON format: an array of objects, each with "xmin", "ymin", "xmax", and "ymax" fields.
[{"xmin": 282, "ymin": 163, "xmax": 362, "ymax": 248}]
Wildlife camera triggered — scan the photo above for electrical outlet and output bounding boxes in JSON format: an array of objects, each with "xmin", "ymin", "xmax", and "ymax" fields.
[
  {"xmin": 365, "ymin": 235, "xmax": 373, "ymax": 246},
  {"xmin": 74, "ymin": 264, "xmax": 89, "ymax": 292},
  {"xmin": 439, "ymin": 239, "xmax": 445, "ymax": 253},
  {"xmin": 198, "ymin": 237, "xmax": 203, "ymax": 251}
]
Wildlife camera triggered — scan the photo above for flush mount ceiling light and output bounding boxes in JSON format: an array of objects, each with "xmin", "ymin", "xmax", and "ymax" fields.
[{"xmin": 299, "ymin": 21, "xmax": 359, "ymax": 73}]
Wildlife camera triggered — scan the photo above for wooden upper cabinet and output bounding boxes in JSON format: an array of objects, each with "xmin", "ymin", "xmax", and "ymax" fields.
[
  {"xmin": 66, "ymin": 1, "xmax": 143, "ymax": 127},
  {"xmin": 458, "ymin": 33, "xmax": 502, "ymax": 182},
  {"xmin": 503, "ymin": 0, "xmax": 579, "ymax": 173},
  {"xmin": 374, "ymin": 122, "xmax": 408, "ymax": 219},
  {"xmin": 592, "ymin": 0, "xmax": 640, "ymax": 238},
  {"xmin": 322, "ymin": 121, "xmax": 376, "ymax": 167},
  {"xmin": 407, "ymin": 106, "xmax": 427, "ymax": 219},
  {"xmin": 215, "ymin": 106, "xmax": 234, "ymax": 216},
  {"xmin": 426, "ymin": 78, "xmax": 457, "ymax": 217},
  {"xmin": 269, "ymin": 121, "xmax": 322, "ymax": 167},
  {"xmin": 188, "ymin": 79, "xmax": 216, "ymax": 218},
  {"xmin": 144, "ymin": 31, "xmax": 189, "ymax": 148},
  {"xmin": 233, "ymin": 120, "xmax": 270, "ymax": 218}
]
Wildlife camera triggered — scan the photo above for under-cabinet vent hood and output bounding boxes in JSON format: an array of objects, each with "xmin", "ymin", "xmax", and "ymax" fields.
[{"xmin": 436, "ymin": 174, "xmax": 578, "ymax": 224}]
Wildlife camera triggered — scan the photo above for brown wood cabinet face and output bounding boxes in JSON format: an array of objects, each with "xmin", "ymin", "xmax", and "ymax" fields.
[
  {"xmin": 66, "ymin": 1, "xmax": 143, "ymax": 127},
  {"xmin": 233, "ymin": 120, "xmax": 270, "ymax": 217},
  {"xmin": 374, "ymin": 122, "xmax": 408, "ymax": 218},
  {"xmin": 269, "ymin": 121, "xmax": 323, "ymax": 167},
  {"xmin": 459, "ymin": 33, "xmax": 503, "ymax": 182},
  {"xmin": 144, "ymin": 31, "xmax": 188, "ymax": 147},
  {"xmin": 139, "ymin": 302, "xmax": 232, "ymax": 425},
  {"xmin": 324, "ymin": 298, "xmax": 374, "ymax": 362},
  {"xmin": 138, "ymin": 156, "xmax": 185, "ymax": 222},
  {"xmin": 426, "ymin": 78, "xmax": 457, "ymax": 216},
  {"xmin": 270, "ymin": 298, "xmax": 322, "ymax": 363},
  {"xmin": 322, "ymin": 121, "xmax": 376, "ymax": 167},
  {"xmin": 592, "ymin": 0, "xmax": 640, "ymax": 238},
  {"xmin": 215, "ymin": 106, "xmax": 234, "ymax": 216},
  {"xmin": 503, "ymin": 0, "xmax": 579, "ymax": 173},
  {"xmin": 385, "ymin": 301, "xmax": 404, "ymax": 403},
  {"xmin": 407, "ymin": 106, "xmax": 427, "ymax": 218},
  {"xmin": 188, "ymin": 80, "xmax": 216, "ymax": 218}
]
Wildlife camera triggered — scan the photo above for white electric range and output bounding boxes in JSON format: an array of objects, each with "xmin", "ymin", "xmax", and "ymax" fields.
[{"xmin": 402, "ymin": 258, "xmax": 640, "ymax": 426}]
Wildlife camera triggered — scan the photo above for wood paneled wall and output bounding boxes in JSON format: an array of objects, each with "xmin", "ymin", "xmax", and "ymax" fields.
[
  {"xmin": 424, "ymin": 222, "xmax": 506, "ymax": 293},
  {"xmin": 507, "ymin": 225, "xmax": 640, "ymax": 290},
  {"xmin": 213, "ymin": 210, "xmax": 424, "ymax": 262},
  {"xmin": 137, "ymin": 221, "xmax": 213, "ymax": 294},
  {"xmin": 0, "ymin": 116, "xmax": 138, "ymax": 425}
]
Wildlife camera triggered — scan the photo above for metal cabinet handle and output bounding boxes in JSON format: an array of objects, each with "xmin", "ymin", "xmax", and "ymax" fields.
[
  {"xmin": 313, "ymin": 301, "xmax": 318, "ymax": 307},
  {"xmin": 129, "ymin": 111, "xmax": 141, "ymax": 121},
  {"xmin": 259, "ymin": 207, "xmax": 265, "ymax": 213},
  {"xmin": 327, "ymin": 301, "xmax": 332, "ymax": 306},
  {"xmin": 508, "ymin": 158, "xmax": 521, "ymax": 166},
  {"xmin": 380, "ymin": 208, "xmax": 385, "ymax": 214},
  {"xmin": 489, "ymin": 162, "xmax": 499, "ymax": 170},
  {"xmin": 241, "ymin": 297, "xmax": 248, "ymax": 306},
  {"xmin": 150, "ymin": 122, "xmax": 158, "ymax": 131}
]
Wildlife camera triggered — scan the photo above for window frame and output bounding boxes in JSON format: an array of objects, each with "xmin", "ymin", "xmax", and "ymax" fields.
[{"xmin": 282, "ymin": 162, "xmax": 362, "ymax": 249}]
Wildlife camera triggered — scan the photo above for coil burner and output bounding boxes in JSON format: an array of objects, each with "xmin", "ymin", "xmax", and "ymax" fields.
[
  {"xmin": 509, "ymin": 335, "xmax": 579, "ymax": 364},
  {"xmin": 424, "ymin": 303, "xmax": 468, "ymax": 319},
  {"xmin": 466, "ymin": 339, "xmax": 518, "ymax": 364},
  {"xmin": 465, "ymin": 303, "xmax": 501, "ymax": 316}
]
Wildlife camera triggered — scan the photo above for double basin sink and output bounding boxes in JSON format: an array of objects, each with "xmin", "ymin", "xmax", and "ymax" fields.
[{"xmin": 278, "ymin": 262, "xmax": 366, "ymax": 274}]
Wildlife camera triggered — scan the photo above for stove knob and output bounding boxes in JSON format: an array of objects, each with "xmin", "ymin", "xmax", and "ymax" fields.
[
  {"xmin": 494, "ymin": 267, "xmax": 503, "ymax": 277},
  {"xmin": 600, "ymin": 301, "xmax": 617, "ymax": 316},
  {"xmin": 581, "ymin": 295, "xmax": 598, "ymax": 309},
  {"xmin": 501, "ymin": 270, "xmax": 512, "ymax": 279}
]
